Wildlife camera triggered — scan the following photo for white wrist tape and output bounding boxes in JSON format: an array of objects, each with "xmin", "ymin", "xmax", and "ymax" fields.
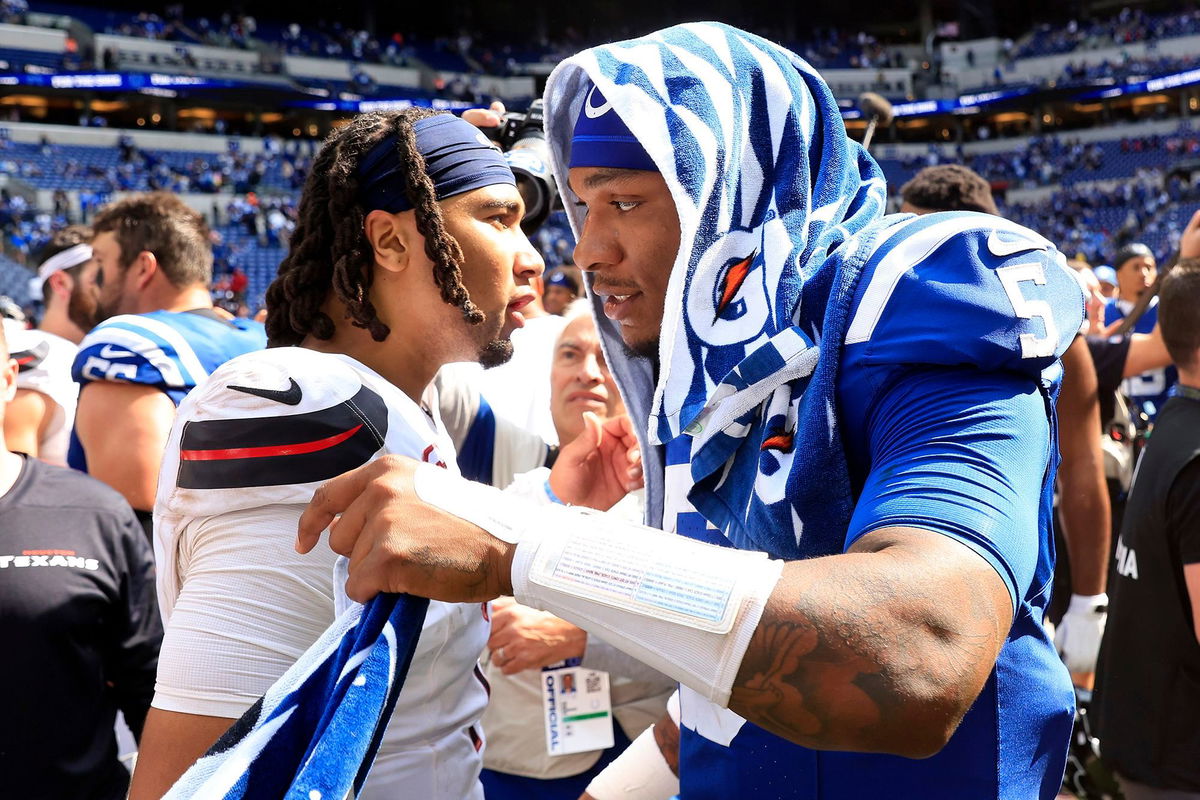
[
  {"xmin": 413, "ymin": 462, "xmax": 783, "ymax": 706},
  {"xmin": 585, "ymin": 722, "xmax": 680, "ymax": 800},
  {"xmin": 513, "ymin": 514, "xmax": 783, "ymax": 706}
]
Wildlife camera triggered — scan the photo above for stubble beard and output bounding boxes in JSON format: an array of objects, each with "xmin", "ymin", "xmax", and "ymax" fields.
[{"xmin": 621, "ymin": 335, "xmax": 659, "ymax": 362}]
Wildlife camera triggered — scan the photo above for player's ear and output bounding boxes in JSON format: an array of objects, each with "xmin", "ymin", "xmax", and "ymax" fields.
[
  {"xmin": 364, "ymin": 209, "xmax": 419, "ymax": 275},
  {"xmin": 45, "ymin": 270, "xmax": 71, "ymax": 301},
  {"xmin": 132, "ymin": 250, "xmax": 158, "ymax": 290}
]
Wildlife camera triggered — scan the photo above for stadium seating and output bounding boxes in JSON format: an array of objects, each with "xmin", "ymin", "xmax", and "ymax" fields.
[{"xmin": 0, "ymin": 251, "xmax": 32, "ymax": 306}]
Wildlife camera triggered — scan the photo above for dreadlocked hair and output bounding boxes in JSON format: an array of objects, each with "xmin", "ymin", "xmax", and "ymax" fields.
[{"xmin": 265, "ymin": 108, "xmax": 484, "ymax": 346}]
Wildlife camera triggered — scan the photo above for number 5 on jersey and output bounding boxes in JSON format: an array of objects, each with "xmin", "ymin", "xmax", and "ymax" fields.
[{"xmin": 997, "ymin": 262, "xmax": 1057, "ymax": 360}]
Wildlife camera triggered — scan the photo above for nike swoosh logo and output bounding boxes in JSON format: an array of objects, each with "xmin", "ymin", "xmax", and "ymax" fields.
[
  {"xmin": 583, "ymin": 84, "xmax": 613, "ymax": 119},
  {"xmin": 986, "ymin": 228, "xmax": 1049, "ymax": 257},
  {"xmin": 99, "ymin": 344, "xmax": 137, "ymax": 359},
  {"xmin": 227, "ymin": 378, "xmax": 303, "ymax": 406}
]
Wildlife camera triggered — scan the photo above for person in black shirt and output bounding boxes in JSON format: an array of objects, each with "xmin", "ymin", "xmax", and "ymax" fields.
[
  {"xmin": 1093, "ymin": 257, "xmax": 1200, "ymax": 800},
  {"xmin": 0, "ymin": 323, "xmax": 162, "ymax": 800}
]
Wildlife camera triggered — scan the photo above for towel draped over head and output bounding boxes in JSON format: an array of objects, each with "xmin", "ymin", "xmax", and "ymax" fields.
[
  {"xmin": 544, "ymin": 22, "xmax": 887, "ymax": 448},
  {"xmin": 544, "ymin": 22, "xmax": 888, "ymax": 553}
]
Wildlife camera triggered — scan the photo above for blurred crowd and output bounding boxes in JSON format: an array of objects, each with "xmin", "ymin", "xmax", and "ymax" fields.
[{"xmin": 1014, "ymin": 6, "xmax": 1200, "ymax": 59}]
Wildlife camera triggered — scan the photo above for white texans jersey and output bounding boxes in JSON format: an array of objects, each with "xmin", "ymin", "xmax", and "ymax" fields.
[
  {"xmin": 3, "ymin": 319, "xmax": 78, "ymax": 466},
  {"xmin": 154, "ymin": 347, "xmax": 489, "ymax": 800}
]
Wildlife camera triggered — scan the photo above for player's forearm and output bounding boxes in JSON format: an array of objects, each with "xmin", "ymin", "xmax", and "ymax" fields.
[
  {"xmin": 1057, "ymin": 470, "xmax": 1110, "ymax": 595},
  {"xmin": 729, "ymin": 528, "xmax": 1007, "ymax": 758},
  {"xmin": 1124, "ymin": 327, "xmax": 1172, "ymax": 377},
  {"xmin": 1056, "ymin": 335, "xmax": 1110, "ymax": 595}
]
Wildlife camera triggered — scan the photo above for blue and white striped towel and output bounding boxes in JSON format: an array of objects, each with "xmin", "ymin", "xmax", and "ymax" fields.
[{"xmin": 163, "ymin": 594, "xmax": 428, "ymax": 799}]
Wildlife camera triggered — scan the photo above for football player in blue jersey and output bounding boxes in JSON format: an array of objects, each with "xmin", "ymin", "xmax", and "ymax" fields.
[
  {"xmin": 70, "ymin": 192, "xmax": 266, "ymax": 532},
  {"xmin": 1103, "ymin": 243, "xmax": 1178, "ymax": 422},
  {"xmin": 299, "ymin": 23, "xmax": 1085, "ymax": 799}
]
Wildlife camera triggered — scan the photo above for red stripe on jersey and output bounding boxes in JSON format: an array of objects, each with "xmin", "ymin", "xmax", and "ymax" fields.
[{"xmin": 181, "ymin": 424, "xmax": 363, "ymax": 461}]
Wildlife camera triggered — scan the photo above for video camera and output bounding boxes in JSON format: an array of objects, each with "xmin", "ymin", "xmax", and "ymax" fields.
[{"xmin": 483, "ymin": 99, "xmax": 560, "ymax": 235}]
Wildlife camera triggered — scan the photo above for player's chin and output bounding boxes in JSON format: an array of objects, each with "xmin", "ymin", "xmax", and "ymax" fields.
[
  {"xmin": 478, "ymin": 339, "xmax": 514, "ymax": 369},
  {"xmin": 618, "ymin": 329, "xmax": 659, "ymax": 361}
]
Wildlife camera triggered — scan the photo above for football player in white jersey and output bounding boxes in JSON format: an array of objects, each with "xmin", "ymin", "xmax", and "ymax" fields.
[
  {"xmin": 130, "ymin": 108, "xmax": 641, "ymax": 800},
  {"xmin": 2, "ymin": 226, "xmax": 98, "ymax": 465}
]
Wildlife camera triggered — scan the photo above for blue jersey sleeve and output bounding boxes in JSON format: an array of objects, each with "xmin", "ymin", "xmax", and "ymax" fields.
[
  {"xmin": 842, "ymin": 365, "xmax": 1050, "ymax": 614},
  {"xmin": 844, "ymin": 212, "xmax": 1084, "ymax": 381},
  {"xmin": 72, "ymin": 314, "xmax": 204, "ymax": 396}
]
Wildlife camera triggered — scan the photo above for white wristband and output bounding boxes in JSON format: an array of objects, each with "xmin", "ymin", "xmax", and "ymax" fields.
[
  {"xmin": 414, "ymin": 462, "xmax": 784, "ymax": 706},
  {"xmin": 512, "ymin": 515, "xmax": 782, "ymax": 706},
  {"xmin": 585, "ymin": 722, "xmax": 680, "ymax": 800}
]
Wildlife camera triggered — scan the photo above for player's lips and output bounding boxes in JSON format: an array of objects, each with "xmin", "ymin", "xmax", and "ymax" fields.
[
  {"xmin": 506, "ymin": 292, "xmax": 536, "ymax": 328},
  {"xmin": 599, "ymin": 290, "xmax": 641, "ymax": 321}
]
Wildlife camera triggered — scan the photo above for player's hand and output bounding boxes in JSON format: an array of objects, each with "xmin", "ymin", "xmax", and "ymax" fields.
[
  {"xmin": 462, "ymin": 101, "xmax": 507, "ymax": 131},
  {"xmin": 549, "ymin": 413, "xmax": 643, "ymax": 510},
  {"xmin": 488, "ymin": 596, "xmax": 587, "ymax": 675},
  {"xmin": 1180, "ymin": 208, "xmax": 1200, "ymax": 260},
  {"xmin": 1055, "ymin": 593, "xmax": 1107, "ymax": 675},
  {"xmin": 297, "ymin": 455, "xmax": 515, "ymax": 604}
]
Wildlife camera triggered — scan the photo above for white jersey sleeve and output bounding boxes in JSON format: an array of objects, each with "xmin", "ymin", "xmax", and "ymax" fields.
[
  {"xmin": 153, "ymin": 503, "xmax": 338, "ymax": 718},
  {"xmin": 152, "ymin": 347, "xmax": 490, "ymax": 799}
]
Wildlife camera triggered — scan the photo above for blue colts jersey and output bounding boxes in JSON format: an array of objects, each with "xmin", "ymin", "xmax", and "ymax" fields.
[
  {"xmin": 1104, "ymin": 299, "xmax": 1176, "ymax": 421},
  {"xmin": 670, "ymin": 213, "xmax": 1080, "ymax": 799},
  {"xmin": 68, "ymin": 309, "xmax": 266, "ymax": 472}
]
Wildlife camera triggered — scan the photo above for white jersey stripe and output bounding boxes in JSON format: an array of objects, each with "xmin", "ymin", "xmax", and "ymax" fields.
[
  {"xmin": 119, "ymin": 314, "xmax": 211, "ymax": 385},
  {"xmin": 84, "ymin": 327, "xmax": 186, "ymax": 386},
  {"xmin": 845, "ymin": 215, "xmax": 1052, "ymax": 346}
]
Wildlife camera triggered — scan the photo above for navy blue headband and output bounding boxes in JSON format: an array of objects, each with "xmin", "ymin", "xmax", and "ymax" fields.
[
  {"xmin": 358, "ymin": 114, "xmax": 515, "ymax": 213},
  {"xmin": 569, "ymin": 83, "xmax": 657, "ymax": 172}
]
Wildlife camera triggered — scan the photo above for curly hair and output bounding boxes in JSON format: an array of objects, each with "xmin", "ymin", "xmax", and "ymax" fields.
[
  {"xmin": 899, "ymin": 164, "xmax": 999, "ymax": 216},
  {"xmin": 265, "ymin": 108, "xmax": 485, "ymax": 346}
]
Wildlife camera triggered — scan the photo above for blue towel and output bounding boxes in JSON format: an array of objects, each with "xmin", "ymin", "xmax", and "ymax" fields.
[
  {"xmin": 543, "ymin": 22, "xmax": 889, "ymax": 556},
  {"xmin": 163, "ymin": 594, "xmax": 428, "ymax": 799}
]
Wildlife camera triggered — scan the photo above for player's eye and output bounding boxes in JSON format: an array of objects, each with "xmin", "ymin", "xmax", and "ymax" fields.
[{"xmin": 612, "ymin": 200, "xmax": 639, "ymax": 212}]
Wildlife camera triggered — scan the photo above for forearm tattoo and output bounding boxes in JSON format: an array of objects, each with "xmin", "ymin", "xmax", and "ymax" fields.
[{"xmin": 729, "ymin": 544, "xmax": 1003, "ymax": 754}]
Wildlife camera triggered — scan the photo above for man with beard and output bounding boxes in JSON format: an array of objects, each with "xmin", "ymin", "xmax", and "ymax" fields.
[
  {"xmin": 3, "ymin": 225, "xmax": 99, "ymax": 464},
  {"xmin": 69, "ymin": 192, "xmax": 265, "ymax": 535},
  {"xmin": 130, "ymin": 109, "xmax": 639, "ymax": 799},
  {"xmin": 299, "ymin": 24, "xmax": 1085, "ymax": 799}
]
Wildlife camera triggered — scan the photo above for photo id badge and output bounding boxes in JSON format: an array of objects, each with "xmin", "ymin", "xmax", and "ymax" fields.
[{"xmin": 541, "ymin": 662, "xmax": 613, "ymax": 756}]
